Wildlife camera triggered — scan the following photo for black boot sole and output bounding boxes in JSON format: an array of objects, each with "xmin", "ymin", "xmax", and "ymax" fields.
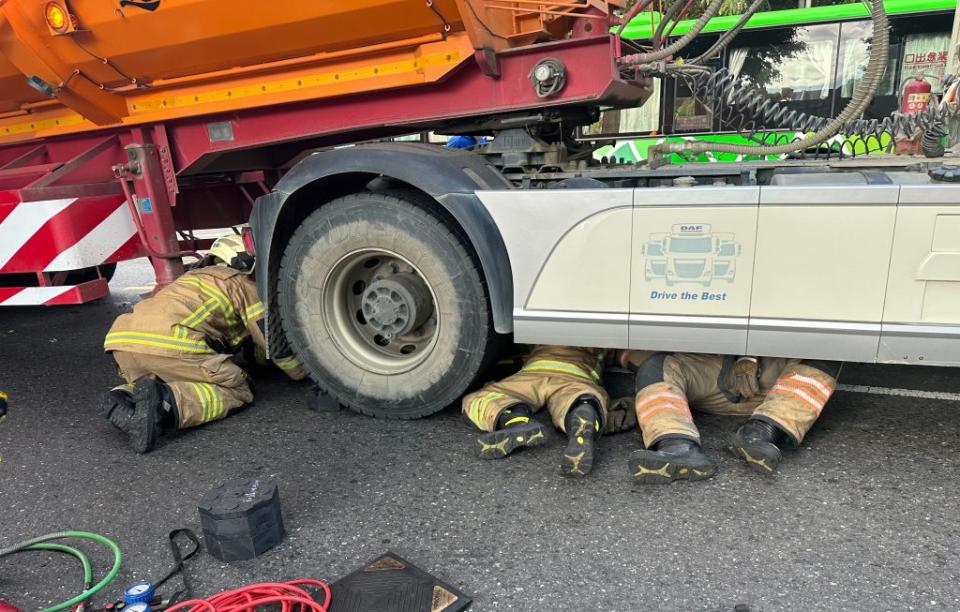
[
  {"xmin": 477, "ymin": 422, "xmax": 547, "ymax": 459},
  {"xmin": 560, "ymin": 432, "xmax": 595, "ymax": 478},
  {"xmin": 128, "ymin": 379, "xmax": 160, "ymax": 454},
  {"xmin": 629, "ymin": 450, "xmax": 717, "ymax": 484},
  {"xmin": 99, "ymin": 391, "xmax": 132, "ymax": 430},
  {"xmin": 727, "ymin": 436, "xmax": 782, "ymax": 474}
]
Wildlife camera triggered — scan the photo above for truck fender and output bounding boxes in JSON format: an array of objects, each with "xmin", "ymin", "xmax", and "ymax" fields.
[{"xmin": 250, "ymin": 143, "xmax": 515, "ymax": 341}]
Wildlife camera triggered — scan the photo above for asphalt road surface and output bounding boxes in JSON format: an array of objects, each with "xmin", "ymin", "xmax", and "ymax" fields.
[{"xmin": 2, "ymin": 260, "xmax": 960, "ymax": 611}]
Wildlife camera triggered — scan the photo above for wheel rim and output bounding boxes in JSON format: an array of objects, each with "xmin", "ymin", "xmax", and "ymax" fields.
[{"xmin": 322, "ymin": 248, "xmax": 440, "ymax": 375}]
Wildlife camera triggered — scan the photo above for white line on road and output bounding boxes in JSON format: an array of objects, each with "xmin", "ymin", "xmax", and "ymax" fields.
[{"xmin": 837, "ymin": 384, "xmax": 960, "ymax": 402}]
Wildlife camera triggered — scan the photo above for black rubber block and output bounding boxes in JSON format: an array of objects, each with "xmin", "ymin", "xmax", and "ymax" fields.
[
  {"xmin": 198, "ymin": 478, "xmax": 285, "ymax": 562},
  {"xmin": 329, "ymin": 552, "xmax": 471, "ymax": 612}
]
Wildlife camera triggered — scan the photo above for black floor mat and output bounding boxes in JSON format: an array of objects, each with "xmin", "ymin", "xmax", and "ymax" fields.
[{"xmin": 329, "ymin": 551, "xmax": 471, "ymax": 612}]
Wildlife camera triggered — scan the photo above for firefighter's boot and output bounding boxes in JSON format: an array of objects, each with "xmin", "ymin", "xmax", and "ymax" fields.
[
  {"xmin": 560, "ymin": 397, "xmax": 601, "ymax": 478},
  {"xmin": 122, "ymin": 379, "xmax": 179, "ymax": 454},
  {"xmin": 728, "ymin": 419, "xmax": 788, "ymax": 474},
  {"xmin": 99, "ymin": 385, "xmax": 136, "ymax": 431},
  {"xmin": 630, "ymin": 437, "xmax": 716, "ymax": 484},
  {"xmin": 477, "ymin": 404, "xmax": 546, "ymax": 459}
]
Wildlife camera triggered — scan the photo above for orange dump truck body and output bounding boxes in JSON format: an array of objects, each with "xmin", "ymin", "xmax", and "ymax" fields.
[
  {"xmin": 0, "ymin": 0, "xmax": 650, "ymax": 307},
  {"xmin": 0, "ymin": 0, "xmax": 628, "ymax": 143}
]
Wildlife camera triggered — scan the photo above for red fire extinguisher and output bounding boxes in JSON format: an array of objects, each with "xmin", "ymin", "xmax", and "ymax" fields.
[
  {"xmin": 902, "ymin": 74, "xmax": 932, "ymax": 114},
  {"xmin": 896, "ymin": 74, "xmax": 935, "ymax": 155}
]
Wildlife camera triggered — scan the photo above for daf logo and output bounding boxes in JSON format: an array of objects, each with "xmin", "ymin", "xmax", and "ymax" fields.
[{"xmin": 672, "ymin": 223, "xmax": 711, "ymax": 234}]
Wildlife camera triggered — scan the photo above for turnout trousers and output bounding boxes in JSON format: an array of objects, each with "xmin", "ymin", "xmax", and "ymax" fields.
[
  {"xmin": 462, "ymin": 346, "xmax": 609, "ymax": 433},
  {"xmin": 112, "ymin": 350, "xmax": 254, "ymax": 429},
  {"xmin": 634, "ymin": 353, "xmax": 838, "ymax": 448}
]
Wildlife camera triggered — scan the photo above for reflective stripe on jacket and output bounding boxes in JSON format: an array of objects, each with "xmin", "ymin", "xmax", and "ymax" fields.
[{"xmin": 105, "ymin": 266, "xmax": 265, "ymax": 358}]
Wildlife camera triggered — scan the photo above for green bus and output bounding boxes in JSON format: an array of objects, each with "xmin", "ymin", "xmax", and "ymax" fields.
[{"xmin": 588, "ymin": 0, "xmax": 957, "ymax": 163}]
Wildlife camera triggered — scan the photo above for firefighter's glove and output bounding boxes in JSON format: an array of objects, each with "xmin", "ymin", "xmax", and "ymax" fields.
[
  {"xmin": 604, "ymin": 397, "xmax": 637, "ymax": 434},
  {"xmin": 724, "ymin": 357, "xmax": 761, "ymax": 400}
]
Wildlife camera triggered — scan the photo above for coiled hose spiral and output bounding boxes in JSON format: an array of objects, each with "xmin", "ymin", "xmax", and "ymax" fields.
[
  {"xmin": 671, "ymin": 64, "xmax": 957, "ymax": 160},
  {"xmin": 643, "ymin": 0, "xmax": 892, "ymax": 160}
]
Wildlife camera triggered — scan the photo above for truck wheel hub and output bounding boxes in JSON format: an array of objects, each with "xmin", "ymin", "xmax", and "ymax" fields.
[{"xmin": 362, "ymin": 274, "xmax": 432, "ymax": 338}]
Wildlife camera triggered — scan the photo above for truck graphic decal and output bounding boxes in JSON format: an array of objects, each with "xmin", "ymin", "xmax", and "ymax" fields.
[{"xmin": 642, "ymin": 224, "xmax": 742, "ymax": 287}]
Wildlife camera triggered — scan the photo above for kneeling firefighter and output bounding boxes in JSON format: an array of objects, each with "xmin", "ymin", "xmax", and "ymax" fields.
[
  {"xmin": 622, "ymin": 351, "xmax": 841, "ymax": 483},
  {"xmin": 462, "ymin": 345, "xmax": 609, "ymax": 477},
  {"xmin": 99, "ymin": 234, "xmax": 306, "ymax": 453}
]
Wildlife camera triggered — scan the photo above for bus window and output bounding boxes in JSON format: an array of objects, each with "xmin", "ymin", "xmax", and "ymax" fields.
[
  {"xmin": 582, "ymin": 80, "xmax": 662, "ymax": 137},
  {"xmin": 899, "ymin": 33, "xmax": 950, "ymax": 94},
  {"xmin": 838, "ymin": 20, "xmax": 900, "ymax": 120},
  {"xmin": 727, "ymin": 23, "xmax": 839, "ymax": 122},
  {"xmin": 838, "ymin": 14, "xmax": 950, "ymax": 122},
  {"xmin": 669, "ymin": 36, "xmax": 721, "ymax": 134},
  {"xmin": 673, "ymin": 77, "xmax": 713, "ymax": 133}
]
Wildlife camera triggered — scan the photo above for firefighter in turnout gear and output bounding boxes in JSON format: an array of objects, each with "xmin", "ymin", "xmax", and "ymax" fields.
[
  {"xmin": 622, "ymin": 351, "xmax": 840, "ymax": 483},
  {"xmin": 99, "ymin": 234, "xmax": 306, "ymax": 453},
  {"xmin": 462, "ymin": 345, "xmax": 609, "ymax": 477}
]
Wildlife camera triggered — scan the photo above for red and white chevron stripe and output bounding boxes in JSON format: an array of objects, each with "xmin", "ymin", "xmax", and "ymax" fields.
[
  {"xmin": 0, "ymin": 284, "xmax": 106, "ymax": 306},
  {"xmin": 0, "ymin": 195, "xmax": 139, "ymax": 273},
  {"xmin": 0, "ymin": 194, "xmax": 143, "ymax": 306}
]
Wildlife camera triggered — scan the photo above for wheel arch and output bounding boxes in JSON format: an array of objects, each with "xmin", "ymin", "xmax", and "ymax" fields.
[{"xmin": 250, "ymin": 143, "xmax": 515, "ymax": 348}]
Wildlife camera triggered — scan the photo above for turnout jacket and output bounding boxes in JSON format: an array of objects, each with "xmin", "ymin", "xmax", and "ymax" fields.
[{"xmin": 104, "ymin": 265, "xmax": 304, "ymax": 379}]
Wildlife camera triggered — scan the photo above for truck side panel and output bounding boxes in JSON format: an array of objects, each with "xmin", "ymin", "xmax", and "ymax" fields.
[
  {"xmin": 747, "ymin": 185, "xmax": 899, "ymax": 362},
  {"xmin": 486, "ymin": 180, "xmax": 959, "ymax": 366},
  {"xmin": 477, "ymin": 189, "xmax": 632, "ymax": 348},
  {"xmin": 880, "ymin": 184, "xmax": 960, "ymax": 365},
  {"xmin": 630, "ymin": 187, "xmax": 759, "ymax": 355}
]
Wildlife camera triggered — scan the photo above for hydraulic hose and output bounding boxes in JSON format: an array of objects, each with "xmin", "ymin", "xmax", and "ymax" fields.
[
  {"xmin": 0, "ymin": 531, "xmax": 122, "ymax": 612},
  {"xmin": 615, "ymin": 0, "xmax": 658, "ymax": 38},
  {"xmin": 620, "ymin": 0, "xmax": 724, "ymax": 65},
  {"xmin": 26, "ymin": 543, "xmax": 94, "ymax": 589},
  {"xmin": 649, "ymin": 0, "xmax": 890, "ymax": 159},
  {"xmin": 686, "ymin": 0, "xmax": 766, "ymax": 66},
  {"xmin": 652, "ymin": 0, "xmax": 688, "ymax": 48}
]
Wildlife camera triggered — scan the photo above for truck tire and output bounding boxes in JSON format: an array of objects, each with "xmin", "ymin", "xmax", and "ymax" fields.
[{"xmin": 277, "ymin": 192, "xmax": 494, "ymax": 419}]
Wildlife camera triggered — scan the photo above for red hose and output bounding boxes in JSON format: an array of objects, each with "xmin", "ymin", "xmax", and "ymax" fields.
[{"xmin": 164, "ymin": 579, "xmax": 331, "ymax": 612}]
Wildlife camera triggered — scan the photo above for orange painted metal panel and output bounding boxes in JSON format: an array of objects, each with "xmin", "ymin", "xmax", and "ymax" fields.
[{"xmin": 0, "ymin": 0, "xmax": 618, "ymax": 142}]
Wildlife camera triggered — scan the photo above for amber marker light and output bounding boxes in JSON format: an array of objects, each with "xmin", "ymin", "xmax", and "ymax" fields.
[{"xmin": 45, "ymin": 2, "xmax": 69, "ymax": 33}]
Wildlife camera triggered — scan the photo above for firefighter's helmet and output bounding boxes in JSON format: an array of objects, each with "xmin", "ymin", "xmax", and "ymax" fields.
[{"xmin": 209, "ymin": 234, "xmax": 255, "ymax": 273}]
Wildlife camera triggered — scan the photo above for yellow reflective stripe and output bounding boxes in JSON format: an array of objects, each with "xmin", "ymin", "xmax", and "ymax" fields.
[
  {"xmin": 105, "ymin": 332, "xmax": 214, "ymax": 353},
  {"xmin": 244, "ymin": 301, "xmax": 265, "ymax": 322},
  {"xmin": 469, "ymin": 391, "xmax": 504, "ymax": 429},
  {"xmin": 522, "ymin": 359, "xmax": 598, "ymax": 382},
  {"xmin": 503, "ymin": 416, "xmax": 529, "ymax": 426},
  {"xmin": 190, "ymin": 383, "xmax": 208, "ymax": 422},
  {"xmin": 178, "ymin": 276, "xmax": 248, "ymax": 346},
  {"xmin": 207, "ymin": 384, "xmax": 223, "ymax": 419},
  {"xmin": 178, "ymin": 297, "xmax": 220, "ymax": 336},
  {"xmin": 192, "ymin": 382, "xmax": 223, "ymax": 421},
  {"xmin": 177, "ymin": 277, "xmax": 241, "ymax": 328},
  {"xmin": 273, "ymin": 356, "xmax": 302, "ymax": 371}
]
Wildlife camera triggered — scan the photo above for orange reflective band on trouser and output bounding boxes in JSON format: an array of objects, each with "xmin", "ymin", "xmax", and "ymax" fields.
[
  {"xmin": 753, "ymin": 365, "xmax": 836, "ymax": 443},
  {"xmin": 636, "ymin": 389, "xmax": 691, "ymax": 422},
  {"xmin": 768, "ymin": 373, "xmax": 833, "ymax": 414},
  {"xmin": 634, "ymin": 383, "xmax": 698, "ymax": 448}
]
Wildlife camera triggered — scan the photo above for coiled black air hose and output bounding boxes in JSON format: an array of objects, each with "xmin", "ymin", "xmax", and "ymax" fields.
[{"xmin": 647, "ymin": 0, "xmax": 890, "ymax": 159}]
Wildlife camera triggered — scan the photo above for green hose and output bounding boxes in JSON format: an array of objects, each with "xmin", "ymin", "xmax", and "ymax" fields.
[
  {"xmin": 25, "ymin": 543, "xmax": 93, "ymax": 591},
  {"xmin": 0, "ymin": 531, "xmax": 122, "ymax": 612}
]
